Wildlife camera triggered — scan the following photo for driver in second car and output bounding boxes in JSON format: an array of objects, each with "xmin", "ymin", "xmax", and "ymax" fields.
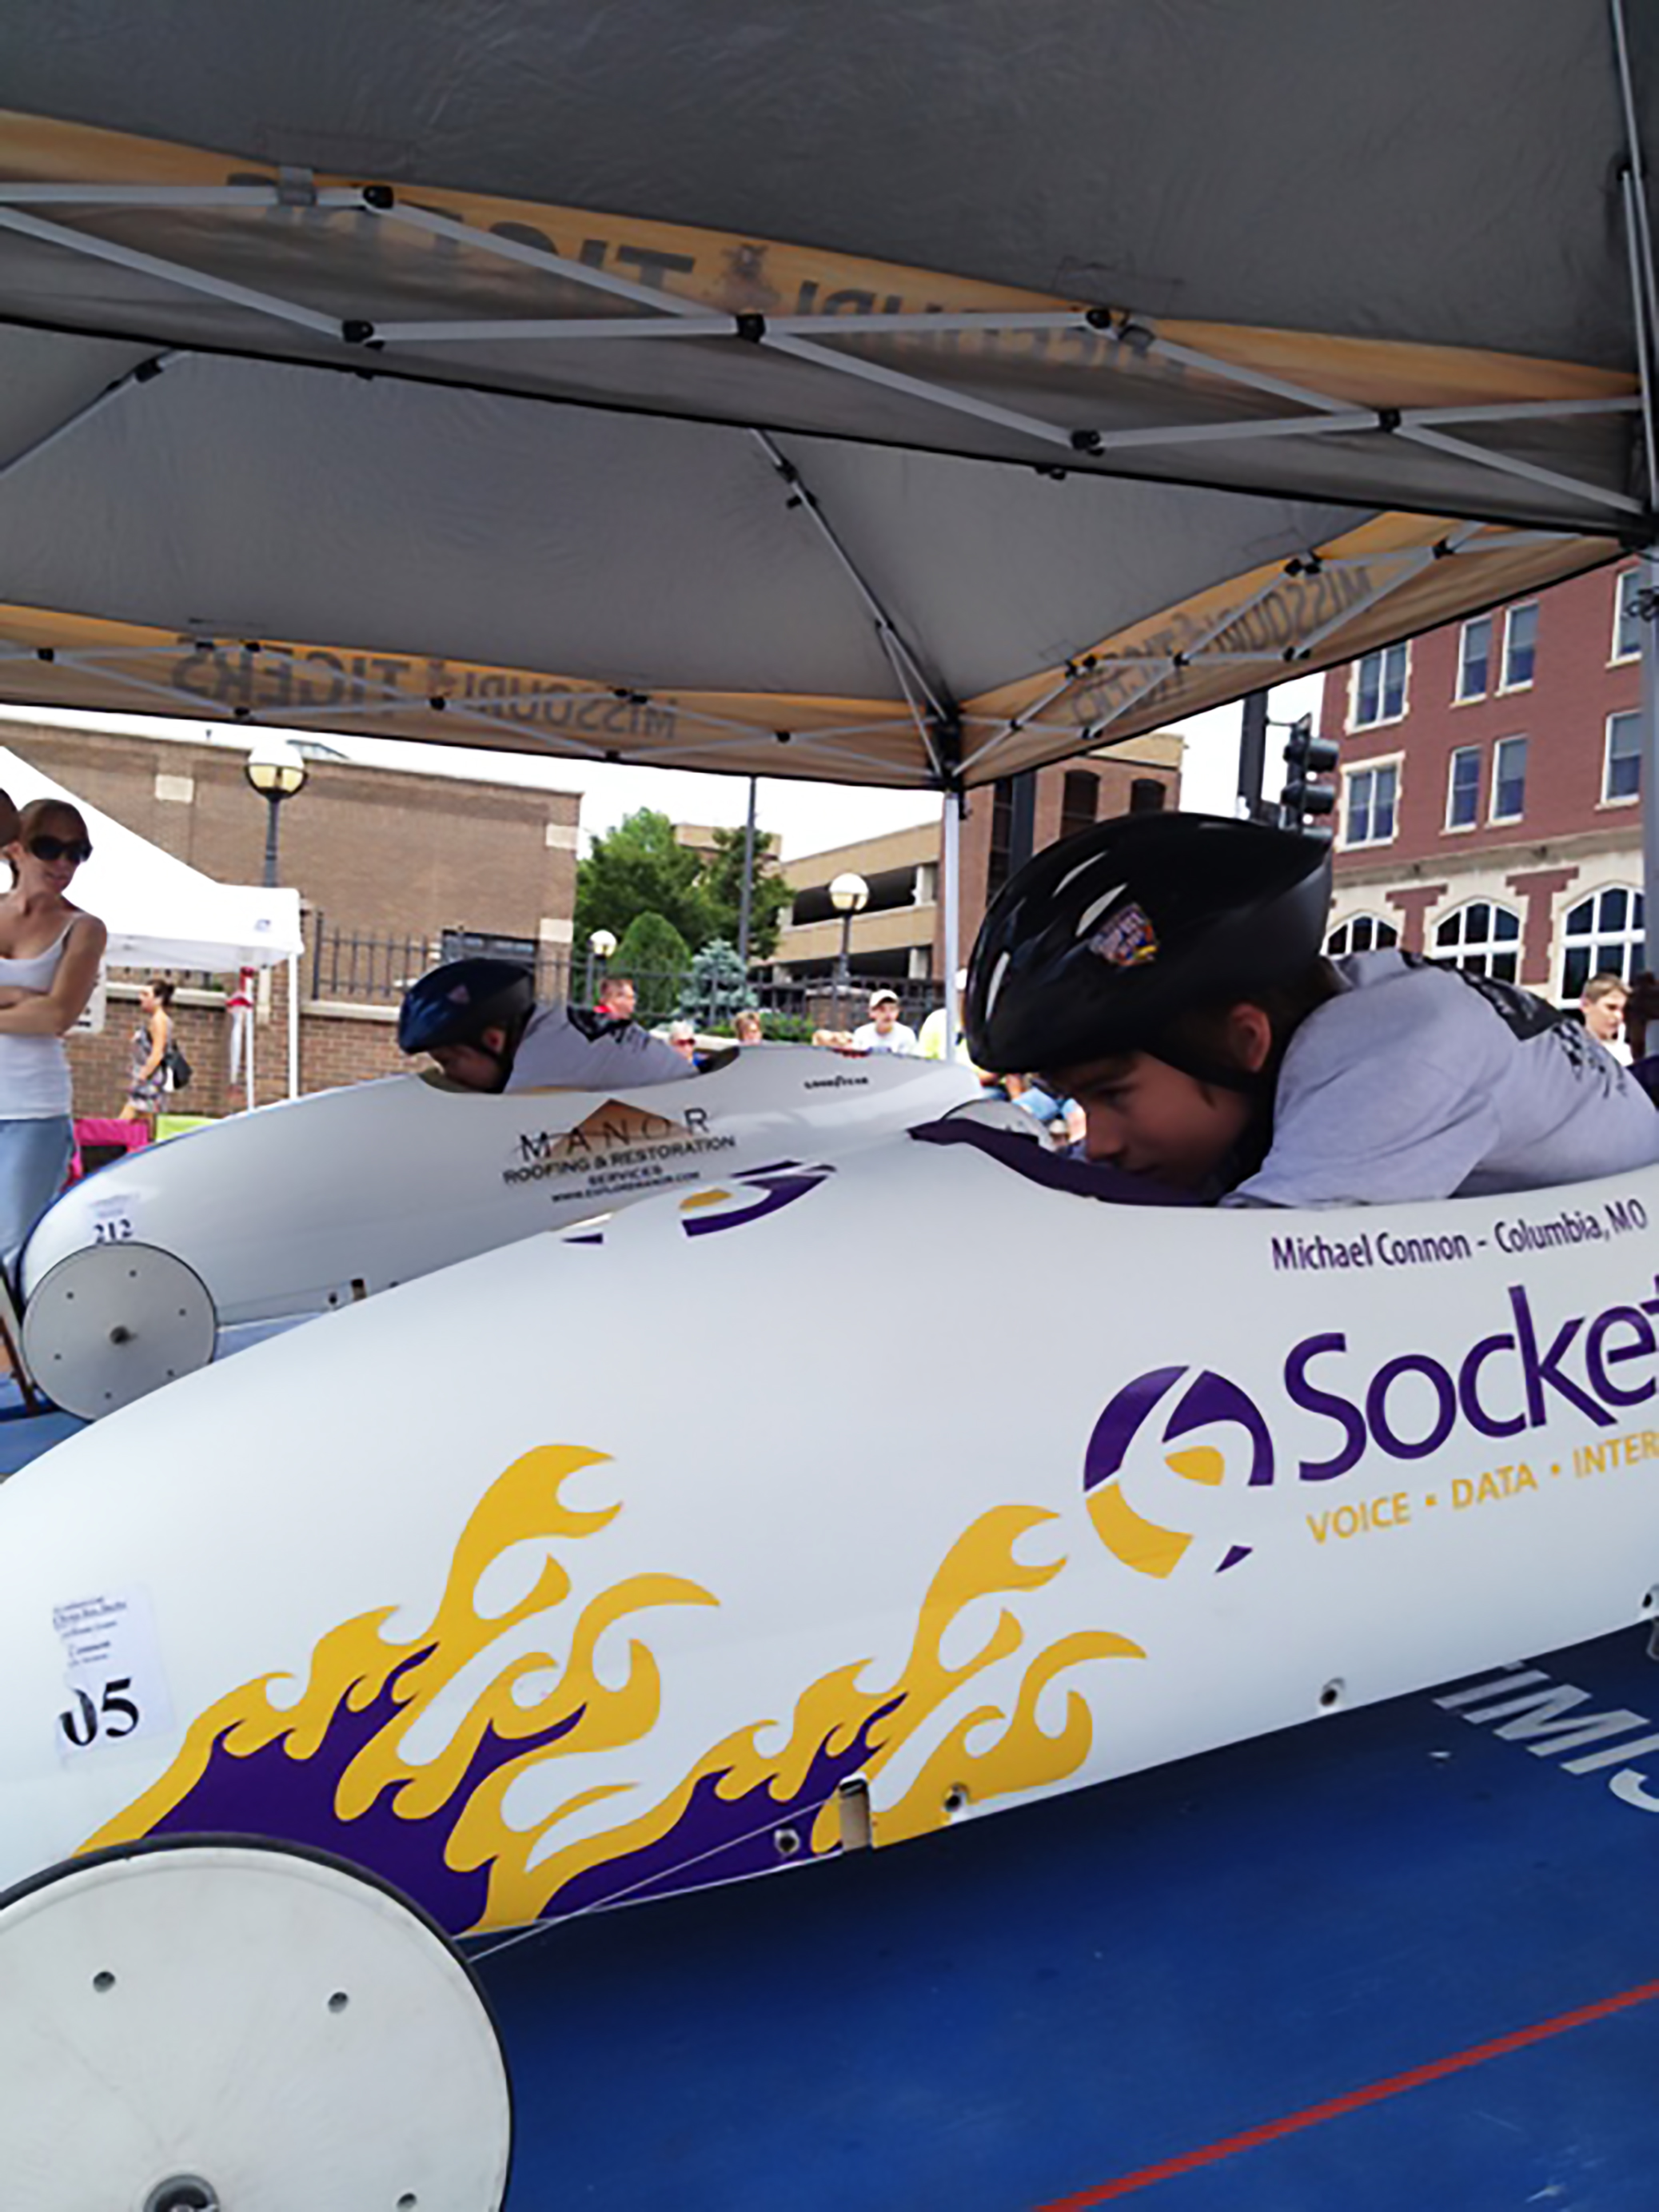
[{"xmin": 397, "ymin": 958, "xmax": 686, "ymax": 1093}]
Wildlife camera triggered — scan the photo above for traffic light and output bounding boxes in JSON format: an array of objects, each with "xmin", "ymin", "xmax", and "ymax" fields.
[{"xmin": 1281, "ymin": 715, "xmax": 1340, "ymax": 831}]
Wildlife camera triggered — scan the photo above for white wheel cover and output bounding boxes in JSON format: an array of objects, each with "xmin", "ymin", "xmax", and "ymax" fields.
[{"xmin": 0, "ymin": 1841, "xmax": 512, "ymax": 2211}]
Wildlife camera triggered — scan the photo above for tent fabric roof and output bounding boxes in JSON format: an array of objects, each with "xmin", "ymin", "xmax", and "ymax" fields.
[
  {"xmin": 0, "ymin": 745, "xmax": 303, "ymax": 972},
  {"xmin": 0, "ymin": 3, "xmax": 1651, "ymax": 787}
]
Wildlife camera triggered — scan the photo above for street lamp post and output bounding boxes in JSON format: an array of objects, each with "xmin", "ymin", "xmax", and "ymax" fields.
[
  {"xmin": 586, "ymin": 927, "xmax": 618, "ymax": 1006},
  {"xmin": 828, "ymin": 871, "xmax": 869, "ymax": 1030},
  {"xmin": 243, "ymin": 738, "xmax": 309, "ymax": 887}
]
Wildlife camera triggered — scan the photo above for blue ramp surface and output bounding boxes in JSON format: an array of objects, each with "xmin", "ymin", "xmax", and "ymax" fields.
[{"xmin": 479, "ymin": 1627, "xmax": 1659, "ymax": 2210}]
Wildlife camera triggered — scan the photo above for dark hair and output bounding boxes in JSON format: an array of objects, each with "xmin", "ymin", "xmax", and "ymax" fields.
[
  {"xmin": 15, "ymin": 796, "xmax": 89, "ymax": 846},
  {"xmin": 148, "ymin": 978, "xmax": 177, "ymax": 1006},
  {"xmin": 1159, "ymin": 965, "xmax": 1338, "ymax": 1071}
]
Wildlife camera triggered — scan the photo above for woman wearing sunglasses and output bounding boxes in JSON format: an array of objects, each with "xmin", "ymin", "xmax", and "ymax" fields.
[{"xmin": 0, "ymin": 796, "xmax": 106, "ymax": 1281}]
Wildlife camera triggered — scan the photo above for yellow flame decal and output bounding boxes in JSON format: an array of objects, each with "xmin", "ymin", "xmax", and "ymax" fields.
[
  {"xmin": 90, "ymin": 1457, "xmax": 1143, "ymax": 1933},
  {"xmin": 86, "ymin": 1444, "xmax": 715, "ymax": 1866},
  {"xmin": 484, "ymin": 1501, "xmax": 1140, "ymax": 1923}
]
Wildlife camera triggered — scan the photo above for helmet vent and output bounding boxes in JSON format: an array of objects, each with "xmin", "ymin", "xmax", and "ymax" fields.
[
  {"xmin": 983, "ymin": 949, "xmax": 1011, "ymax": 1020},
  {"xmin": 1055, "ymin": 853, "xmax": 1117, "ymax": 899},
  {"xmin": 1074, "ymin": 883, "xmax": 1127, "ymax": 938}
]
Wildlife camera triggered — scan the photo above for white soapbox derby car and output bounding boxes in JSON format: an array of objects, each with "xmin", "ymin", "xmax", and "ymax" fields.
[
  {"xmin": 15, "ymin": 1045, "xmax": 978, "ymax": 1416},
  {"xmin": 1, "ymin": 1114, "xmax": 1656, "ymax": 1947}
]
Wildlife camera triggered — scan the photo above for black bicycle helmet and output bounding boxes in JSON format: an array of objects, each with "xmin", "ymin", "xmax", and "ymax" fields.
[
  {"xmin": 965, "ymin": 812, "xmax": 1332, "ymax": 1076},
  {"xmin": 397, "ymin": 958, "xmax": 536, "ymax": 1058}
]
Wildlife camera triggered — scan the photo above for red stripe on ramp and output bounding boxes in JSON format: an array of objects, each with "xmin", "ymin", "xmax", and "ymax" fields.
[{"xmin": 1038, "ymin": 1972, "xmax": 1659, "ymax": 2207}]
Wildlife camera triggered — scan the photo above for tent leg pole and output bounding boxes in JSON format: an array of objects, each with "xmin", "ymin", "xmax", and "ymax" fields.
[
  {"xmin": 737, "ymin": 775, "xmax": 757, "ymax": 970},
  {"xmin": 286, "ymin": 953, "xmax": 299, "ymax": 1099},
  {"xmin": 942, "ymin": 788, "xmax": 963, "ymax": 1058}
]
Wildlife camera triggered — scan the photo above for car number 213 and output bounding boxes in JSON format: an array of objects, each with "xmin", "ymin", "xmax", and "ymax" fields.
[{"xmin": 59, "ymin": 1676, "xmax": 140, "ymax": 1748}]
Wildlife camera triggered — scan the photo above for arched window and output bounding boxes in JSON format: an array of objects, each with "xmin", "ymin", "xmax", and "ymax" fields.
[
  {"xmin": 1060, "ymin": 769, "xmax": 1100, "ymax": 841},
  {"xmin": 1559, "ymin": 886, "xmax": 1645, "ymax": 999},
  {"xmin": 1326, "ymin": 915, "xmax": 1399, "ymax": 956},
  {"xmin": 1433, "ymin": 900, "xmax": 1521, "ymax": 982}
]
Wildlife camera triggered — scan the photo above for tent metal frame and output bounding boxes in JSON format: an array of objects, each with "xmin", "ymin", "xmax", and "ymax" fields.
[{"xmin": 0, "ymin": 179, "xmax": 1643, "ymax": 526}]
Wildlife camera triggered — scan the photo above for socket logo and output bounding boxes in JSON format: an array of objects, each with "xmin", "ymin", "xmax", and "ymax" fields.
[
  {"xmin": 1082, "ymin": 1273, "xmax": 1659, "ymax": 1580},
  {"xmin": 1083, "ymin": 1365, "xmax": 1271, "ymax": 1580}
]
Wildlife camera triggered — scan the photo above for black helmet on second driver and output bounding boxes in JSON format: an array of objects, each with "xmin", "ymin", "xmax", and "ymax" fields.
[
  {"xmin": 397, "ymin": 957, "xmax": 535, "ymax": 1058},
  {"xmin": 964, "ymin": 811, "xmax": 1332, "ymax": 1077}
]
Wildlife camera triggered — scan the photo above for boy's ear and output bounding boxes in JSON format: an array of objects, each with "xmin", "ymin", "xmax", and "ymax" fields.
[
  {"xmin": 480, "ymin": 1024, "xmax": 508, "ymax": 1054},
  {"xmin": 1227, "ymin": 1002, "xmax": 1276, "ymax": 1074}
]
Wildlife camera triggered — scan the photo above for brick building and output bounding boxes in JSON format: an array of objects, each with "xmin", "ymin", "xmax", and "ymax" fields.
[
  {"xmin": 774, "ymin": 734, "xmax": 1184, "ymax": 1009},
  {"xmin": 0, "ymin": 718, "xmax": 580, "ymax": 1107},
  {"xmin": 1322, "ymin": 561, "xmax": 1645, "ymax": 1001}
]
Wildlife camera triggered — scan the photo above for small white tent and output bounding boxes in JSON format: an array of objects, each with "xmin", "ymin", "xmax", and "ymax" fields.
[{"xmin": 0, "ymin": 744, "xmax": 305, "ymax": 1098}]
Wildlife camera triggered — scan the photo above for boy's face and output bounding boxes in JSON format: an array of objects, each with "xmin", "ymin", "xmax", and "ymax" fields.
[
  {"xmin": 429, "ymin": 1023, "xmax": 510, "ymax": 1092},
  {"xmin": 1050, "ymin": 1003, "xmax": 1272, "ymax": 1191}
]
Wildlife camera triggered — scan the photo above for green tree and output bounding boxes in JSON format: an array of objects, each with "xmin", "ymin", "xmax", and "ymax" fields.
[
  {"xmin": 680, "ymin": 938, "xmax": 752, "ymax": 1028},
  {"xmin": 699, "ymin": 825, "xmax": 792, "ymax": 960},
  {"xmin": 575, "ymin": 810, "xmax": 716, "ymax": 951},
  {"xmin": 613, "ymin": 911, "xmax": 691, "ymax": 1024}
]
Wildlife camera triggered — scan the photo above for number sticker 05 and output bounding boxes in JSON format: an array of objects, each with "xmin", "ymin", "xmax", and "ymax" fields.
[
  {"xmin": 58, "ymin": 1676, "xmax": 141, "ymax": 1749},
  {"xmin": 51, "ymin": 1589, "xmax": 171, "ymax": 1760}
]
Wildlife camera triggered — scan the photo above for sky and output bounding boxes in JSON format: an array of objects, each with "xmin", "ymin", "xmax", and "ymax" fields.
[{"xmin": 0, "ymin": 674, "xmax": 1326, "ymax": 862}]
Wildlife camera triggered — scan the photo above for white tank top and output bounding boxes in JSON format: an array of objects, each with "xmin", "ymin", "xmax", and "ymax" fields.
[{"xmin": 0, "ymin": 924, "xmax": 74, "ymax": 1118}]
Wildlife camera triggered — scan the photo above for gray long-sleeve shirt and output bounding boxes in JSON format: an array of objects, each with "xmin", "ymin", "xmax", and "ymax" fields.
[{"xmin": 504, "ymin": 1004, "xmax": 688, "ymax": 1093}]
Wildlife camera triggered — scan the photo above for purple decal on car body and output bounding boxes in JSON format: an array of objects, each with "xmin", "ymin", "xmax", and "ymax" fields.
[{"xmin": 145, "ymin": 1647, "xmax": 585, "ymax": 1929}]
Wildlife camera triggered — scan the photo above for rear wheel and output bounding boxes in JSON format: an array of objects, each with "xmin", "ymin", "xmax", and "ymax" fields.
[{"xmin": 21, "ymin": 1244, "xmax": 216, "ymax": 1417}]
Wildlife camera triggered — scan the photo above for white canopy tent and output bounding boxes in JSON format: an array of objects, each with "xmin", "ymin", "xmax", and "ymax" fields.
[
  {"xmin": 0, "ymin": 745, "xmax": 305, "ymax": 1100},
  {"xmin": 0, "ymin": 2, "xmax": 1655, "ymax": 1043}
]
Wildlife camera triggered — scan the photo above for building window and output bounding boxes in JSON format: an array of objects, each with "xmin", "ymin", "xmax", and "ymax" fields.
[
  {"xmin": 1501, "ymin": 602, "xmax": 1537, "ymax": 689},
  {"xmin": 1605, "ymin": 711, "xmax": 1642, "ymax": 804},
  {"xmin": 1446, "ymin": 747, "xmax": 1481, "ymax": 829},
  {"xmin": 1060, "ymin": 770, "xmax": 1099, "ymax": 843},
  {"xmin": 1456, "ymin": 616, "xmax": 1493, "ymax": 700},
  {"xmin": 1614, "ymin": 570, "xmax": 1644, "ymax": 663},
  {"xmin": 1326, "ymin": 915, "xmax": 1399, "ymax": 956},
  {"xmin": 1561, "ymin": 887, "xmax": 1645, "ymax": 998},
  {"xmin": 1490, "ymin": 736, "xmax": 1528, "ymax": 822},
  {"xmin": 1128, "ymin": 777, "xmax": 1167, "ymax": 815},
  {"xmin": 987, "ymin": 780, "xmax": 1015, "ymax": 902},
  {"xmin": 1434, "ymin": 900, "xmax": 1521, "ymax": 982},
  {"xmin": 1351, "ymin": 644, "xmax": 1409, "ymax": 728},
  {"xmin": 1342, "ymin": 762, "xmax": 1398, "ymax": 847}
]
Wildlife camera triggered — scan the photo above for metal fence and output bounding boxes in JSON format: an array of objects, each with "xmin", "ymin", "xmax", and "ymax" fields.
[{"xmin": 306, "ymin": 918, "xmax": 937, "ymax": 1032}]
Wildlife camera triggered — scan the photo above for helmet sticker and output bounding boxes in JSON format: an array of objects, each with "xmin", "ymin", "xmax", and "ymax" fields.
[{"xmin": 1088, "ymin": 902, "xmax": 1159, "ymax": 968}]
